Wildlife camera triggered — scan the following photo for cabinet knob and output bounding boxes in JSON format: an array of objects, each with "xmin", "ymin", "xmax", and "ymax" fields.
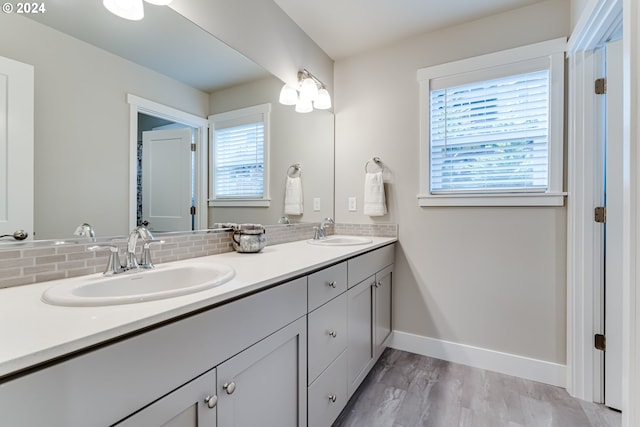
[
  {"xmin": 328, "ymin": 330, "xmax": 337, "ymax": 338},
  {"xmin": 204, "ymin": 395, "xmax": 218, "ymax": 409},
  {"xmin": 328, "ymin": 280, "xmax": 337, "ymax": 288},
  {"xmin": 375, "ymin": 281, "xmax": 382, "ymax": 288},
  {"xmin": 223, "ymin": 382, "xmax": 236, "ymax": 395},
  {"xmin": 328, "ymin": 394, "xmax": 337, "ymax": 403}
]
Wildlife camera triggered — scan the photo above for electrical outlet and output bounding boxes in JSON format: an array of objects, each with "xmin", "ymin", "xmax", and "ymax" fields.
[
  {"xmin": 348, "ymin": 197, "xmax": 357, "ymax": 212},
  {"xmin": 313, "ymin": 198, "xmax": 321, "ymax": 211}
]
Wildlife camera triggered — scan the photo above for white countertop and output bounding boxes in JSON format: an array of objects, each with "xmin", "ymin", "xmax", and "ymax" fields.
[{"xmin": 0, "ymin": 236, "xmax": 396, "ymax": 380}]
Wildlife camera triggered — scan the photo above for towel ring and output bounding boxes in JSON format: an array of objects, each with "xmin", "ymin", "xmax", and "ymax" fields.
[
  {"xmin": 287, "ymin": 163, "xmax": 302, "ymax": 178},
  {"xmin": 364, "ymin": 157, "xmax": 384, "ymax": 173}
]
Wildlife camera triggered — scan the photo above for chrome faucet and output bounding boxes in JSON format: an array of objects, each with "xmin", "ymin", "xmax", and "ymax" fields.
[
  {"xmin": 125, "ymin": 226, "xmax": 154, "ymax": 270},
  {"xmin": 313, "ymin": 217, "xmax": 335, "ymax": 240},
  {"xmin": 89, "ymin": 226, "xmax": 163, "ymax": 276}
]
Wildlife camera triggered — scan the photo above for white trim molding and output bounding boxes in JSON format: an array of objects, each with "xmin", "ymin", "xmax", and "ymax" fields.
[{"xmin": 390, "ymin": 331, "xmax": 566, "ymax": 388}]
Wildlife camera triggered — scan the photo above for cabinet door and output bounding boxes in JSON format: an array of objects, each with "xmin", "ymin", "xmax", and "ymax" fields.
[
  {"xmin": 347, "ymin": 276, "xmax": 374, "ymax": 397},
  {"xmin": 115, "ymin": 369, "xmax": 217, "ymax": 427},
  {"xmin": 374, "ymin": 264, "xmax": 393, "ymax": 355},
  {"xmin": 217, "ymin": 317, "xmax": 307, "ymax": 427}
]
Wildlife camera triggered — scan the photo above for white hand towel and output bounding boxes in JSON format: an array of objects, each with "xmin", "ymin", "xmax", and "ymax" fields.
[
  {"xmin": 363, "ymin": 171, "xmax": 387, "ymax": 216},
  {"xmin": 284, "ymin": 176, "xmax": 303, "ymax": 215}
]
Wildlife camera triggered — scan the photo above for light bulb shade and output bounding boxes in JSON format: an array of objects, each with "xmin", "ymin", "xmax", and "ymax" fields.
[
  {"xmin": 295, "ymin": 99, "xmax": 313, "ymax": 113},
  {"xmin": 103, "ymin": 0, "xmax": 144, "ymax": 20},
  {"xmin": 144, "ymin": 0, "xmax": 172, "ymax": 4},
  {"xmin": 299, "ymin": 77, "xmax": 319, "ymax": 101},
  {"xmin": 313, "ymin": 88, "xmax": 332, "ymax": 110},
  {"xmin": 279, "ymin": 84, "xmax": 298, "ymax": 105}
]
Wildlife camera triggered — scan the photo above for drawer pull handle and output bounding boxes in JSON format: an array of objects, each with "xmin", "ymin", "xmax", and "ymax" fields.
[
  {"xmin": 204, "ymin": 395, "xmax": 218, "ymax": 409},
  {"xmin": 223, "ymin": 382, "xmax": 236, "ymax": 395},
  {"xmin": 328, "ymin": 330, "xmax": 337, "ymax": 338},
  {"xmin": 328, "ymin": 394, "xmax": 337, "ymax": 403},
  {"xmin": 328, "ymin": 281, "xmax": 337, "ymax": 288}
]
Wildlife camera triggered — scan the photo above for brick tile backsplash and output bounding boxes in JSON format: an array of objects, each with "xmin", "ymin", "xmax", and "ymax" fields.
[{"xmin": 0, "ymin": 223, "xmax": 397, "ymax": 289}]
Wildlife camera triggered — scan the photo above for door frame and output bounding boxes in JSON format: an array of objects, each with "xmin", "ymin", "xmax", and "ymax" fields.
[
  {"xmin": 127, "ymin": 94, "xmax": 208, "ymax": 231},
  {"xmin": 567, "ymin": 0, "xmax": 640, "ymax": 425}
]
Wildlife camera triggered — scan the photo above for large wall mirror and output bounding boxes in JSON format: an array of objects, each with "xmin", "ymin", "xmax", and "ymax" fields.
[{"xmin": 0, "ymin": 0, "xmax": 334, "ymax": 243}]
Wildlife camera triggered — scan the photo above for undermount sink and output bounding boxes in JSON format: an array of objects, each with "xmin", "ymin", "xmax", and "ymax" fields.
[
  {"xmin": 42, "ymin": 262, "xmax": 235, "ymax": 307},
  {"xmin": 307, "ymin": 236, "xmax": 373, "ymax": 246}
]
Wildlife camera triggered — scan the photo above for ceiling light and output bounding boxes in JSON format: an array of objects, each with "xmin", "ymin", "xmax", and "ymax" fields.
[
  {"xmin": 279, "ymin": 84, "xmax": 298, "ymax": 106},
  {"xmin": 314, "ymin": 88, "xmax": 332, "ymax": 110},
  {"xmin": 143, "ymin": 0, "xmax": 173, "ymax": 4},
  {"xmin": 103, "ymin": 0, "xmax": 144, "ymax": 20}
]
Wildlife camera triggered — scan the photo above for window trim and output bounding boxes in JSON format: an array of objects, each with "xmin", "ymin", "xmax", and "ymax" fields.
[
  {"xmin": 417, "ymin": 38, "xmax": 567, "ymax": 207},
  {"xmin": 208, "ymin": 103, "xmax": 271, "ymax": 208}
]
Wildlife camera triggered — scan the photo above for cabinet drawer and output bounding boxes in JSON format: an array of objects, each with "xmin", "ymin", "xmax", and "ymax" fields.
[
  {"xmin": 308, "ymin": 350, "xmax": 348, "ymax": 427},
  {"xmin": 348, "ymin": 244, "xmax": 395, "ymax": 288},
  {"xmin": 308, "ymin": 261, "xmax": 347, "ymax": 312},
  {"xmin": 308, "ymin": 292, "xmax": 347, "ymax": 384}
]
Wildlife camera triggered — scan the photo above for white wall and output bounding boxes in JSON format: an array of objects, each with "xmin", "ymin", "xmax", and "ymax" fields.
[
  {"xmin": 0, "ymin": 14, "xmax": 209, "ymax": 239},
  {"xmin": 334, "ymin": 0, "xmax": 570, "ymax": 364},
  {"xmin": 209, "ymin": 76, "xmax": 334, "ymax": 225}
]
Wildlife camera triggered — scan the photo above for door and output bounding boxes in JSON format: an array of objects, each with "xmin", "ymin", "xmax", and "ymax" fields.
[
  {"xmin": 604, "ymin": 38, "xmax": 623, "ymax": 411},
  {"xmin": 115, "ymin": 369, "xmax": 217, "ymax": 427},
  {"xmin": 142, "ymin": 127, "xmax": 193, "ymax": 232},
  {"xmin": 216, "ymin": 317, "xmax": 306, "ymax": 427},
  {"xmin": 0, "ymin": 56, "xmax": 33, "ymax": 241}
]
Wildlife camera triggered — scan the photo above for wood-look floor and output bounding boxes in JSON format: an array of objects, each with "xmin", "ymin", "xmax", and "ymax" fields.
[{"xmin": 333, "ymin": 349, "xmax": 621, "ymax": 427}]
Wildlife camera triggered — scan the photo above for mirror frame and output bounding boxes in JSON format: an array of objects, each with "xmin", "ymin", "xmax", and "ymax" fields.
[{"xmin": 127, "ymin": 94, "xmax": 209, "ymax": 231}]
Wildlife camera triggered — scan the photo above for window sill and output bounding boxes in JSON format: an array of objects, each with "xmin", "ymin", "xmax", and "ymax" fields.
[
  {"xmin": 417, "ymin": 192, "xmax": 567, "ymax": 207},
  {"xmin": 209, "ymin": 198, "xmax": 271, "ymax": 208}
]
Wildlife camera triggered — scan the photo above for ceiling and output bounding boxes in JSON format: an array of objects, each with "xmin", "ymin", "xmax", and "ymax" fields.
[
  {"xmin": 273, "ymin": 0, "xmax": 550, "ymax": 60},
  {"xmin": 26, "ymin": 0, "xmax": 268, "ymax": 92}
]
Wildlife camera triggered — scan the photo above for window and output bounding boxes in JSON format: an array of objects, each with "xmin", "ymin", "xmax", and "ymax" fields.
[
  {"xmin": 418, "ymin": 38, "xmax": 566, "ymax": 206},
  {"xmin": 209, "ymin": 103, "xmax": 271, "ymax": 207}
]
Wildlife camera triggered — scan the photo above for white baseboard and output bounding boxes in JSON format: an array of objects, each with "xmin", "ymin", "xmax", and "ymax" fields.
[{"xmin": 389, "ymin": 331, "xmax": 566, "ymax": 388}]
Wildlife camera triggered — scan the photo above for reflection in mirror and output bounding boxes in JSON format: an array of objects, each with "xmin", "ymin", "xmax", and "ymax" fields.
[
  {"xmin": 0, "ymin": 1, "xmax": 334, "ymax": 246},
  {"xmin": 137, "ymin": 113, "xmax": 197, "ymax": 233}
]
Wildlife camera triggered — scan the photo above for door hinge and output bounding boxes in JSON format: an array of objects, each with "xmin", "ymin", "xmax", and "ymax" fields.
[
  {"xmin": 595, "ymin": 333, "xmax": 606, "ymax": 351},
  {"xmin": 190, "ymin": 206, "xmax": 196, "ymax": 215},
  {"xmin": 595, "ymin": 78, "xmax": 607, "ymax": 95},
  {"xmin": 191, "ymin": 143, "xmax": 196, "ymax": 152},
  {"xmin": 595, "ymin": 206, "xmax": 606, "ymax": 223}
]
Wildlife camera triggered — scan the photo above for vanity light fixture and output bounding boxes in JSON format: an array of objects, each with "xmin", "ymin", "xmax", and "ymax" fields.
[
  {"xmin": 279, "ymin": 84, "xmax": 298, "ymax": 105},
  {"xmin": 278, "ymin": 69, "xmax": 332, "ymax": 113},
  {"xmin": 103, "ymin": 0, "xmax": 173, "ymax": 21}
]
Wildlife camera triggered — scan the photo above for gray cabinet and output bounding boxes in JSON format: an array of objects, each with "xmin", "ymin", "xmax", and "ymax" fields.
[
  {"xmin": 309, "ymin": 243, "xmax": 395, "ymax": 425},
  {"xmin": 0, "ymin": 278, "xmax": 307, "ymax": 427},
  {"xmin": 347, "ymin": 276, "xmax": 374, "ymax": 396},
  {"xmin": 307, "ymin": 350, "xmax": 348, "ymax": 427},
  {"xmin": 115, "ymin": 369, "xmax": 217, "ymax": 427},
  {"xmin": 346, "ymin": 246, "xmax": 394, "ymax": 398},
  {"xmin": 217, "ymin": 317, "xmax": 307, "ymax": 427},
  {"xmin": 374, "ymin": 264, "xmax": 393, "ymax": 356}
]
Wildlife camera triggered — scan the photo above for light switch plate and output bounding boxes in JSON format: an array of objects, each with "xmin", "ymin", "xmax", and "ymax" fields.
[
  {"xmin": 348, "ymin": 197, "xmax": 357, "ymax": 212},
  {"xmin": 313, "ymin": 198, "xmax": 321, "ymax": 211}
]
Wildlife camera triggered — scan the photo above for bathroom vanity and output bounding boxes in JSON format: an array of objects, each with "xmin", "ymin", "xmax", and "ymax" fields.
[{"xmin": 0, "ymin": 237, "xmax": 395, "ymax": 426}]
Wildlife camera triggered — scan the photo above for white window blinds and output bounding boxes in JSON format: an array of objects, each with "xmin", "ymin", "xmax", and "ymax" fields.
[
  {"xmin": 429, "ymin": 69, "xmax": 550, "ymax": 194},
  {"xmin": 214, "ymin": 119, "xmax": 265, "ymax": 198}
]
